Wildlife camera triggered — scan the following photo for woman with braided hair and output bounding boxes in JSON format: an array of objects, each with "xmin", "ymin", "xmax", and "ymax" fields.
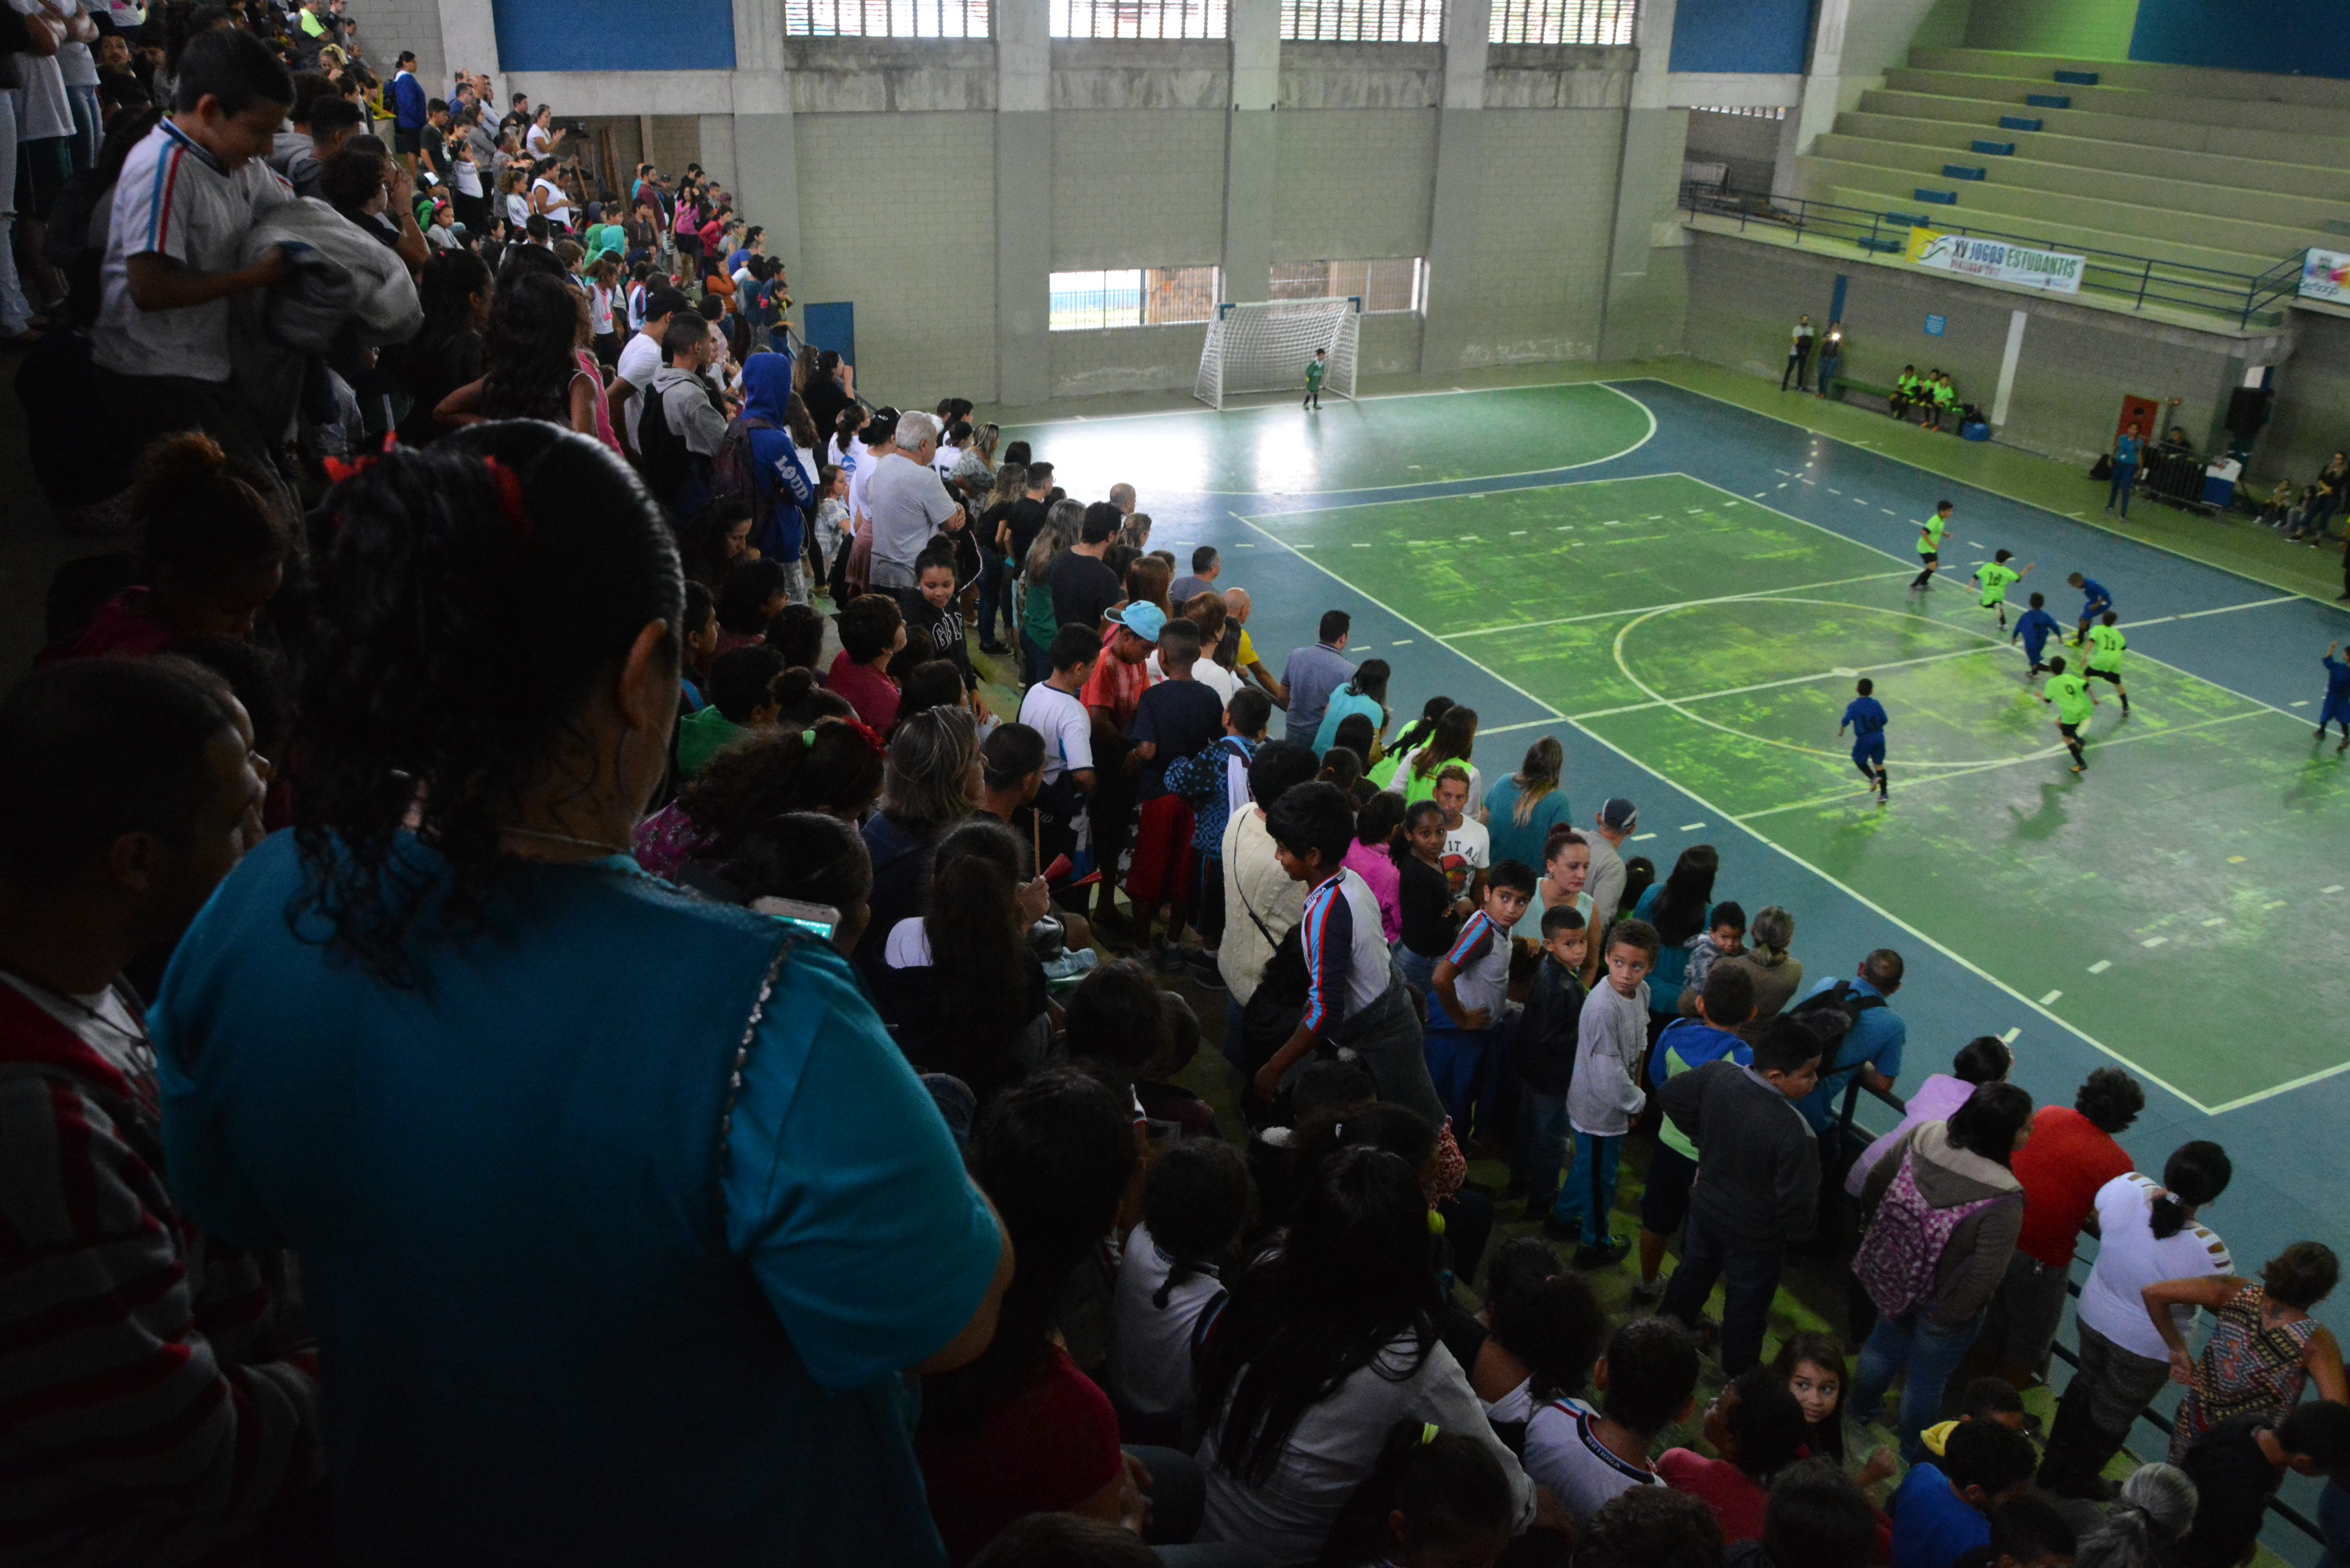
[{"xmin": 149, "ymin": 422, "xmax": 1010, "ymax": 1565}]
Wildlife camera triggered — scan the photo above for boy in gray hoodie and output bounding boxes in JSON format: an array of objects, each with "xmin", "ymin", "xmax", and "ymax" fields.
[{"xmin": 1550, "ymin": 918, "xmax": 1658, "ymax": 1269}]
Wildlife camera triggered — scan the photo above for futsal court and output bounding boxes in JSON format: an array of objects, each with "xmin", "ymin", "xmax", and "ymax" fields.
[{"xmin": 1010, "ymin": 374, "xmax": 2350, "ymax": 1257}]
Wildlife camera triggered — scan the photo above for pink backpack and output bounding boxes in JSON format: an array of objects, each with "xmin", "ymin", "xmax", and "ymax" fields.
[{"xmin": 1852, "ymin": 1148, "xmax": 2010, "ymax": 1318}]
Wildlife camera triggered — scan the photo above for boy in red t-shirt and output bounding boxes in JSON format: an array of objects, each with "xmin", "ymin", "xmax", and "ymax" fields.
[{"xmin": 1982, "ymin": 1067, "xmax": 2145, "ymax": 1383}]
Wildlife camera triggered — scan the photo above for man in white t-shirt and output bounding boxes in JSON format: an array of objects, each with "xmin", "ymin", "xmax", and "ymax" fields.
[
  {"xmin": 1016, "ymin": 625, "xmax": 1101, "ymax": 873},
  {"xmin": 93, "ymin": 28, "xmax": 296, "ymax": 478},
  {"xmin": 1433, "ymin": 766, "xmax": 1490, "ymax": 906},
  {"xmin": 606, "ymin": 284, "xmax": 690, "ymax": 455}
]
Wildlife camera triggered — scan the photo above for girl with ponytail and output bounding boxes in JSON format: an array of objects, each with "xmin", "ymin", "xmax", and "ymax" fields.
[
  {"xmin": 1317, "ymin": 1417, "xmax": 1518, "ymax": 1568},
  {"xmin": 630, "ymin": 713, "xmax": 886, "ymax": 881},
  {"xmin": 2040, "ymin": 1140, "xmax": 2235, "ymax": 1497},
  {"xmin": 1109, "ymin": 1137, "xmax": 1254, "ymax": 1446},
  {"xmin": 151, "ymin": 423, "xmax": 1011, "ymax": 1564}
]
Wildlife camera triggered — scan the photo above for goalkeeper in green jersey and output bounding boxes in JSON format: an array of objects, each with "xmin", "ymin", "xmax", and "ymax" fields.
[{"xmin": 1304, "ymin": 348, "xmax": 1327, "ymax": 411}]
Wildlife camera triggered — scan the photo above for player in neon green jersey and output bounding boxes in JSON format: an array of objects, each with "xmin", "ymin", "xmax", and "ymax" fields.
[
  {"xmin": 1973, "ymin": 548, "xmax": 2034, "ymax": 628},
  {"xmin": 1304, "ymin": 349, "xmax": 1327, "ymax": 412},
  {"xmin": 1909, "ymin": 499, "xmax": 1954, "ymax": 592},
  {"xmin": 2084, "ymin": 609, "xmax": 2131, "ymax": 716},
  {"xmin": 2039, "ymin": 654, "xmax": 2099, "ymax": 773}
]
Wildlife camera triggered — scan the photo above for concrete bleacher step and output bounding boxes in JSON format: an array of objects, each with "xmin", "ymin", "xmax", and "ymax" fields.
[
  {"xmin": 1802, "ymin": 161, "xmax": 2302, "ymax": 275},
  {"xmin": 1835, "ymin": 111, "xmax": 2350, "ymax": 204},
  {"xmin": 1807, "ymin": 157, "xmax": 2322, "ymax": 268},
  {"xmin": 1810, "ymin": 133, "xmax": 2350, "ymax": 233},
  {"xmin": 1882, "ymin": 65, "xmax": 2350, "ymax": 139},
  {"xmin": 1910, "ymin": 47, "xmax": 2350, "ymax": 113},
  {"xmin": 1857, "ymin": 89, "xmax": 2350, "ymax": 172}
]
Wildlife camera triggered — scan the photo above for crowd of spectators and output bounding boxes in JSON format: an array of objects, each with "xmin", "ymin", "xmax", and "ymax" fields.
[{"xmin": 3, "ymin": 4, "xmax": 2348, "ymax": 1566}]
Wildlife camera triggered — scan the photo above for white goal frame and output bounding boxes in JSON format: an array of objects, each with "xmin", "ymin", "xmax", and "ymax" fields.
[{"xmin": 1193, "ymin": 296, "xmax": 1362, "ymax": 410}]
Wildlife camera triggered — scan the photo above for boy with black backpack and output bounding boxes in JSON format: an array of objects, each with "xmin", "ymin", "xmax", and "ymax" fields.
[{"xmin": 1787, "ymin": 951, "xmax": 1907, "ymax": 1191}]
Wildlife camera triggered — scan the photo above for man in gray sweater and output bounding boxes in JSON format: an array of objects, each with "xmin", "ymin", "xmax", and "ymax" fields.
[{"xmin": 1655, "ymin": 1016, "xmax": 1824, "ymax": 1374}]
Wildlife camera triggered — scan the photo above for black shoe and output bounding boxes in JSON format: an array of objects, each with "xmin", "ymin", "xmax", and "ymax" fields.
[
  {"xmin": 1541, "ymin": 1216, "xmax": 1584, "ymax": 1244},
  {"xmin": 979, "ymin": 640, "xmax": 1009, "ymax": 656},
  {"xmin": 1572, "ymin": 1236, "xmax": 1630, "ymax": 1270},
  {"xmin": 1188, "ymin": 952, "xmax": 1226, "ymax": 990}
]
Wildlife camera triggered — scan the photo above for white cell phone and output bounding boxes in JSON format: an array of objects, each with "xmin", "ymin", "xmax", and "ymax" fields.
[{"xmin": 750, "ymin": 897, "xmax": 839, "ymax": 941}]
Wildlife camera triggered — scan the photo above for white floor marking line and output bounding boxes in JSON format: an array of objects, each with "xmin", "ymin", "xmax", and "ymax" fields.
[
  {"xmin": 1631, "ymin": 832, "xmax": 1658, "ymax": 841},
  {"xmin": 2041, "ymin": 989, "xmax": 2064, "ymax": 1005},
  {"xmin": 2325, "ymin": 885, "xmax": 2345, "ymax": 894},
  {"xmin": 1227, "ymin": 510, "xmax": 1563, "ymax": 725},
  {"xmin": 2263, "ymin": 899, "xmax": 2288, "ymax": 909},
  {"xmin": 1730, "ymin": 710, "xmax": 2266, "ymax": 818},
  {"xmin": 1611, "ymin": 376, "xmax": 2350, "ymax": 614},
  {"xmin": 1881, "ymin": 508, "xmax": 1899, "ymax": 515},
  {"xmin": 1353, "ymin": 541, "xmax": 1373, "ymax": 547},
  {"xmin": 1446, "ymin": 569, "xmax": 1916, "ymax": 641},
  {"xmin": 2295, "ymin": 700, "xmax": 2312, "ymax": 706},
  {"xmin": 2088, "ymin": 960, "xmax": 2112, "ymax": 974},
  {"xmin": 1667, "ymin": 471, "xmax": 2328, "ymax": 731},
  {"xmin": 1680, "ymin": 822, "xmax": 1707, "ymax": 831},
  {"xmin": 2120, "ymin": 596, "xmax": 2299, "ymax": 631},
  {"xmin": 1827, "ymin": 487, "xmax": 1842, "ymax": 494},
  {"xmin": 1475, "ymin": 718, "xmax": 1557, "ymax": 738},
  {"xmin": 1583, "ymin": 636, "xmax": 2025, "ymax": 721},
  {"xmin": 2202, "ymin": 917, "xmax": 2226, "ymax": 926},
  {"xmin": 2001, "ymin": 1027, "xmax": 2022, "ymax": 1044},
  {"xmin": 1755, "ymin": 492, "xmax": 1770, "ymax": 498},
  {"xmin": 2141, "ymin": 936, "xmax": 2169, "ymax": 948}
]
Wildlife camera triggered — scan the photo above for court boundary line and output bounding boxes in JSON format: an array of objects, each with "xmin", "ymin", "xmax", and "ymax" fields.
[
  {"xmin": 1237, "ymin": 468, "xmax": 2279, "ymax": 1117},
  {"xmin": 1603, "ymin": 376, "xmax": 2350, "ymax": 619},
  {"xmin": 1011, "ymin": 383, "xmax": 1658, "ymax": 498}
]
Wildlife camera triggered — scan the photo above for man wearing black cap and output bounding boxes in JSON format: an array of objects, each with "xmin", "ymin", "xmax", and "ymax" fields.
[{"xmin": 607, "ymin": 285, "xmax": 693, "ymax": 457}]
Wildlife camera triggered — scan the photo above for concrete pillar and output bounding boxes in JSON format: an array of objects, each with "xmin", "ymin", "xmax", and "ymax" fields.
[
  {"xmin": 729, "ymin": 0, "xmax": 802, "ymax": 316},
  {"xmin": 1597, "ymin": 0, "xmax": 1686, "ymax": 360},
  {"xmin": 995, "ymin": 0, "xmax": 1052, "ymax": 405},
  {"xmin": 1419, "ymin": 0, "xmax": 1489, "ymax": 373},
  {"xmin": 437, "ymin": 0, "xmax": 498, "ymax": 91},
  {"xmin": 1220, "ymin": 0, "xmax": 1280, "ymax": 306},
  {"xmin": 1773, "ymin": 0, "xmax": 1847, "ymax": 198}
]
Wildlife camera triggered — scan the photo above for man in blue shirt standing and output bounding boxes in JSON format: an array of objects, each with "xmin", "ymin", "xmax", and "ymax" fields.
[
  {"xmin": 2106, "ymin": 422, "xmax": 2144, "ymax": 518},
  {"xmin": 2010, "ymin": 592, "xmax": 2061, "ymax": 679},
  {"xmin": 2066, "ymin": 571, "xmax": 2112, "ymax": 647},
  {"xmin": 2318, "ymin": 640, "xmax": 2350, "ymax": 753},
  {"xmin": 1791, "ymin": 949, "xmax": 1907, "ymax": 1138},
  {"xmin": 1280, "ymin": 608, "xmax": 1357, "ymax": 750},
  {"xmin": 1840, "ymin": 677, "xmax": 1889, "ymax": 804},
  {"xmin": 389, "ymin": 51, "xmax": 428, "ymax": 162}
]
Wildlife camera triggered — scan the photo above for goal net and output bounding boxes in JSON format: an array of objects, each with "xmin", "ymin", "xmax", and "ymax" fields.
[{"xmin": 1193, "ymin": 296, "xmax": 1362, "ymax": 410}]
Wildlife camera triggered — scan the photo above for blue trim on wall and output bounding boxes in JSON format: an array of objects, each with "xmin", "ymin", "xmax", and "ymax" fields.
[
  {"xmin": 491, "ymin": 0, "xmax": 737, "ymax": 72},
  {"xmin": 1667, "ymin": 0, "xmax": 1815, "ymax": 75},
  {"xmin": 2130, "ymin": 0, "xmax": 2350, "ymax": 79}
]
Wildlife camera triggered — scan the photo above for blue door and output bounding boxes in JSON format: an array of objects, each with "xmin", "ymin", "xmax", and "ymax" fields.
[{"xmin": 802, "ymin": 302, "xmax": 856, "ymax": 367}]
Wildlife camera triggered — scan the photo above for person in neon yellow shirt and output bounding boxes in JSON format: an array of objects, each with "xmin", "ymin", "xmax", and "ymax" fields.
[
  {"xmin": 1973, "ymin": 548, "xmax": 2034, "ymax": 628},
  {"xmin": 2084, "ymin": 609, "xmax": 2131, "ymax": 717},
  {"xmin": 2040, "ymin": 654, "xmax": 2099, "ymax": 773},
  {"xmin": 1909, "ymin": 499, "xmax": 1954, "ymax": 592}
]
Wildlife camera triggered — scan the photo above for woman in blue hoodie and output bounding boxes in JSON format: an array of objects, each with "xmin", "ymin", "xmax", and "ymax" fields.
[{"xmin": 738, "ymin": 353, "xmax": 819, "ymax": 602}]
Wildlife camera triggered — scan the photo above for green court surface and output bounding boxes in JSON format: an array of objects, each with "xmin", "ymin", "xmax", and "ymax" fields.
[
  {"xmin": 1250, "ymin": 472, "xmax": 2350, "ymax": 1113},
  {"xmin": 1018, "ymin": 382, "xmax": 1655, "ymax": 499}
]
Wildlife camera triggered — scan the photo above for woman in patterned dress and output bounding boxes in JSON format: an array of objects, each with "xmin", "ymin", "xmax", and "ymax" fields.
[{"xmin": 2145, "ymin": 1241, "xmax": 2348, "ymax": 1460}]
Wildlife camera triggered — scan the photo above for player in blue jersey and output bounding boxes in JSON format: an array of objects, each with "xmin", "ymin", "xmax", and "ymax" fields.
[
  {"xmin": 2067, "ymin": 572, "xmax": 2113, "ymax": 646},
  {"xmin": 2010, "ymin": 591, "xmax": 2061, "ymax": 679},
  {"xmin": 2320, "ymin": 641, "xmax": 2350, "ymax": 753},
  {"xmin": 1840, "ymin": 677, "xmax": 1889, "ymax": 803}
]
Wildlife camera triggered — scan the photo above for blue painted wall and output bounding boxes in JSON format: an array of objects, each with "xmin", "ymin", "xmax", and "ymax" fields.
[
  {"xmin": 2130, "ymin": 0, "xmax": 2350, "ymax": 78},
  {"xmin": 1668, "ymin": 0, "xmax": 1815, "ymax": 74},
  {"xmin": 491, "ymin": 0, "xmax": 737, "ymax": 72}
]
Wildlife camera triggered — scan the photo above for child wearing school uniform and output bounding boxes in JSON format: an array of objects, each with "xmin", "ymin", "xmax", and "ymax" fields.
[
  {"xmin": 1427, "ymin": 859, "xmax": 1536, "ymax": 1141},
  {"xmin": 1549, "ymin": 918, "xmax": 1660, "ymax": 1268},
  {"xmin": 1511, "ymin": 904, "xmax": 1589, "ymax": 1224}
]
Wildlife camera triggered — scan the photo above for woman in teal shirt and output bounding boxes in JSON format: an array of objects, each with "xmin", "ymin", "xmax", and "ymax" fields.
[
  {"xmin": 1482, "ymin": 735, "xmax": 1570, "ymax": 870},
  {"xmin": 1312, "ymin": 658, "xmax": 1390, "ymax": 759},
  {"xmin": 152, "ymin": 425, "xmax": 1009, "ymax": 1567}
]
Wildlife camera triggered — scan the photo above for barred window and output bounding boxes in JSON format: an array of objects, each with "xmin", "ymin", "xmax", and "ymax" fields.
[
  {"xmin": 1270, "ymin": 257, "xmax": 1423, "ymax": 314},
  {"xmin": 1692, "ymin": 104, "xmax": 1787, "ymax": 119},
  {"xmin": 1281, "ymin": 0, "xmax": 1441, "ymax": 42},
  {"xmin": 1050, "ymin": 267, "xmax": 1223, "ymax": 330},
  {"xmin": 785, "ymin": 0, "xmax": 991, "ymax": 34},
  {"xmin": 1489, "ymin": 0, "xmax": 1633, "ymax": 45},
  {"xmin": 1050, "ymin": 0, "xmax": 1227, "ymax": 38}
]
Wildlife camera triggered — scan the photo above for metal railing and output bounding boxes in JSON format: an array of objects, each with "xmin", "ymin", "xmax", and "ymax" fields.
[
  {"xmin": 1826, "ymin": 1080, "xmax": 2328, "ymax": 1550},
  {"xmin": 1681, "ymin": 184, "xmax": 2306, "ymax": 331}
]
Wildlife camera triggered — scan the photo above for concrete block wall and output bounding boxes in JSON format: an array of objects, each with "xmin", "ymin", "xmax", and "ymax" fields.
[
  {"xmin": 1049, "ymin": 110, "xmax": 1225, "ymax": 269},
  {"xmin": 1679, "ymin": 229, "xmax": 2290, "ymax": 466},
  {"xmin": 790, "ymin": 112, "xmax": 999, "ymax": 398},
  {"xmin": 2251, "ymin": 311, "xmax": 2350, "ymax": 493},
  {"xmin": 363, "ymin": 0, "xmax": 448, "ymax": 95},
  {"xmin": 1272, "ymin": 109, "xmax": 1438, "ymax": 263},
  {"xmin": 1462, "ymin": 109, "xmax": 1625, "ymax": 364}
]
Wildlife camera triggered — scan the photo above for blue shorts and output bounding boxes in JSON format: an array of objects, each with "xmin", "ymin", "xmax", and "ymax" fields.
[
  {"xmin": 1853, "ymin": 737, "xmax": 1886, "ymax": 768},
  {"xmin": 2323, "ymin": 696, "xmax": 2350, "ymax": 725}
]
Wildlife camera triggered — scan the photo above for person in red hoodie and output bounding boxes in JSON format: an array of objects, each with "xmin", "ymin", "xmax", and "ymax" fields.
[
  {"xmin": 41, "ymin": 434, "xmax": 287, "ymax": 665},
  {"xmin": 1980, "ymin": 1066, "xmax": 2145, "ymax": 1387},
  {"xmin": 1658, "ymin": 1367, "xmax": 1813, "ymax": 1546}
]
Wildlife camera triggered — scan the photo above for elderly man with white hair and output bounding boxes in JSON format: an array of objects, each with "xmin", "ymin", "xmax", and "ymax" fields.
[{"xmin": 866, "ymin": 409, "xmax": 965, "ymax": 605}]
